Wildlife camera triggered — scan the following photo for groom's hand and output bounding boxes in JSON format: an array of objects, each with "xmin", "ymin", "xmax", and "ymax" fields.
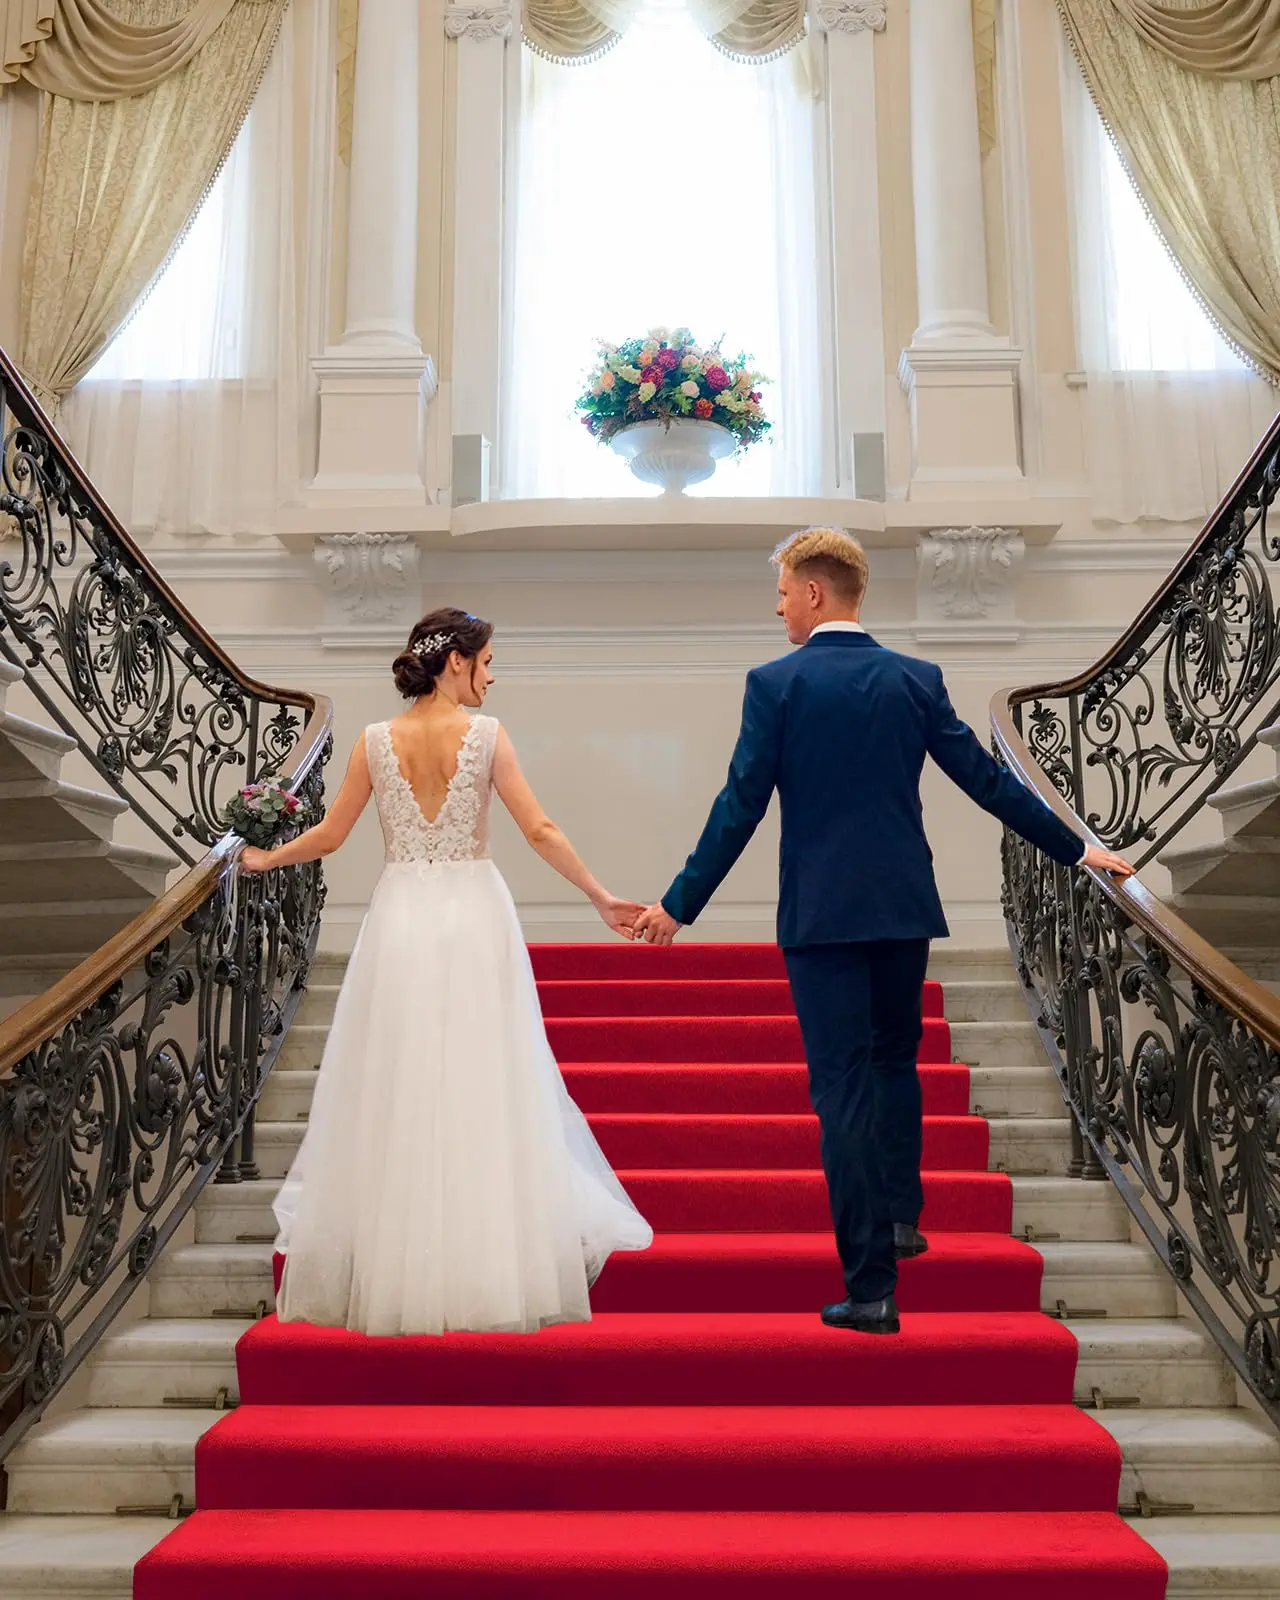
[{"xmin": 635, "ymin": 903, "xmax": 681, "ymax": 945}]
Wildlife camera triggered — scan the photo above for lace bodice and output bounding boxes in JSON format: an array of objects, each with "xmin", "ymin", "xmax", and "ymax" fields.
[{"xmin": 366, "ymin": 716, "xmax": 499, "ymax": 865}]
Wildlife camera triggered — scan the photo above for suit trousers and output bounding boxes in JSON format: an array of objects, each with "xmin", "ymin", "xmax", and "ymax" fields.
[{"xmin": 783, "ymin": 939, "xmax": 931, "ymax": 1303}]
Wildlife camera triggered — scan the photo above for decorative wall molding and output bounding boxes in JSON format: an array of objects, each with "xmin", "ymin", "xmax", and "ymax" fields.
[
  {"xmin": 444, "ymin": 4, "xmax": 514, "ymax": 40},
  {"xmin": 813, "ymin": 0, "xmax": 886, "ymax": 32},
  {"xmin": 314, "ymin": 533, "xmax": 423, "ymax": 629},
  {"xmin": 917, "ymin": 527, "xmax": 1025, "ymax": 627}
]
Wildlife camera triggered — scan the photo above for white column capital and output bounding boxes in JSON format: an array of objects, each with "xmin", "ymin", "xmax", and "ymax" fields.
[
  {"xmin": 445, "ymin": 4, "xmax": 515, "ymax": 39},
  {"xmin": 812, "ymin": 0, "xmax": 886, "ymax": 32}
]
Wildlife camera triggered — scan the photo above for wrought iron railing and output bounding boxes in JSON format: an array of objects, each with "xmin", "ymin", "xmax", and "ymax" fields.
[
  {"xmin": 995, "ymin": 411, "xmax": 1280, "ymax": 1429},
  {"xmin": 0, "ymin": 349, "xmax": 332, "ymax": 1461}
]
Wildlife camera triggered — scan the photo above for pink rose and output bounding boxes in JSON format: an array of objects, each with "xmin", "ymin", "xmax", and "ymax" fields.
[{"xmin": 705, "ymin": 365, "xmax": 730, "ymax": 392}]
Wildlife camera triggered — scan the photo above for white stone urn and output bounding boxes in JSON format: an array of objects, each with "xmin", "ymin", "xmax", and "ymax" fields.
[{"xmin": 609, "ymin": 418, "xmax": 738, "ymax": 495}]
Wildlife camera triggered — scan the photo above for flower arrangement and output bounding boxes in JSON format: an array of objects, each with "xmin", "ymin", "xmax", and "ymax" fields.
[
  {"xmin": 576, "ymin": 327, "xmax": 770, "ymax": 452},
  {"xmin": 222, "ymin": 779, "xmax": 303, "ymax": 850}
]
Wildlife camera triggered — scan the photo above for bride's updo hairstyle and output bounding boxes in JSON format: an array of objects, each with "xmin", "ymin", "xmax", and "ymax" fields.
[{"xmin": 392, "ymin": 608, "xmax": 494, "ymax": 699}]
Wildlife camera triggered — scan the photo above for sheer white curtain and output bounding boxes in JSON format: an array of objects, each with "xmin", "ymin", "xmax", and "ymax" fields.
[
  {"xmin": 1059, "ymin": 41, "xmax": 1275, "ymax": 525},
  {"xmin": 59, "ymin": 6, "xmax": 304, "ymax": 536},
  {"xmin": 501, "ymin": 0, "xmax": 824, "ymax": 498}
]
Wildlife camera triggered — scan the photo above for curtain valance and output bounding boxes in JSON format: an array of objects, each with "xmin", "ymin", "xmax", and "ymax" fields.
[
  {"xmin": 0, "ymin": 0, "xmax": 282, "ymax": 99},
  {"xmin": 522, "ymin": 0, "xmax": 806, "ymax": 65}
]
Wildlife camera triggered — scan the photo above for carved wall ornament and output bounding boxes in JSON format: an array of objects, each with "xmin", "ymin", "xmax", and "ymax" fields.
[
  {"xmin": 813, "ymin": 0, "xmax": 887, "ymax": 33},
  {"xmin": 315, "ymin": 532, "xmax": 422, "ymax": 628},
  {"xmin": 444, "ymin": 4, "xmax": 515, "ymax": 40},
  {"xmin": 917, "ymin": 526, "xmax": 1024, "ymax": 623}
]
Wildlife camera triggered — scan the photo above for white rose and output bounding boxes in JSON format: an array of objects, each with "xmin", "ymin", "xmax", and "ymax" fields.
[
  {"xmin": 680, "ymin": 381, "xmax": 701, "ymax": 399},
  {"xmin": 682, "ymin": 354, "xmax": 701, "ymax": 372},
  {"xmin": 638, "ymin": 381, "xmax": 657, "ymax": 403},
  {"xmin": 648, "ymin": 326, "xmax": 669, "ymax": 343}
]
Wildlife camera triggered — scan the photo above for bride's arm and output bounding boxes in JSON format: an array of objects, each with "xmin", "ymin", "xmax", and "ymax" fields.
[
  {"xmin": 491, "ymin": 726, "xmax": 642, "ymax": 936},
  {"xmin": 238, "ymin": 735, "xmax": 374, "ymax": 873}
]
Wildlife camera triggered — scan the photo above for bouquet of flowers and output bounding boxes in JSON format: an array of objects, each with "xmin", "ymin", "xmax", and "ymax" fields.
[
  {"xmin": 222, "ymin": 779, "xmax": 303, "ymax": 849},
  {"xmin": 576, "ymin": 327, "xmax": 770, "ymax": 452}
]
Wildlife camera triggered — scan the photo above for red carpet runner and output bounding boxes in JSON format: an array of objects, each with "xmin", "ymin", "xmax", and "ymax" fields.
[{"xmin": 135, "ymin": 943, "xmax": 1167, "ymax": 1597}]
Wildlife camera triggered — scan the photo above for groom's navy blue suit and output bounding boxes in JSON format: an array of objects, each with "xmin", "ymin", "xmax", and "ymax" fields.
[{"xmin": 661, "ymin": 628, "xmax": 1085, "ymax": 1303}]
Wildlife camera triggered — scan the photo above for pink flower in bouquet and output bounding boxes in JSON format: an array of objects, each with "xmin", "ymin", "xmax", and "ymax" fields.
[
  {"xmin": 694, "ymin": 397, "xmax": 714, "ymax": 419},
  {"xmin": 705, "ymin": 365, "xmax": 730, "ymax": 392},
  {"xmin": 641, "ymin": 365, "xmax": 663, "ymax": 386},
  {"xmin": 285, "ymin": 793, "xmax": 301, "ymax": 814},
  {"xmin": 241, "ymin": 787, "xmax": 255, "ymax": 797},
  {"xmin": 655, "ymin": 348, "xmax": 680, "ymax": 373}
]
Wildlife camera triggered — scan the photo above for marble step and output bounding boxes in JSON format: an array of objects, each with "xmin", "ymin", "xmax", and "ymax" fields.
[
  {"xmin": 87, "ymin": 1318, "xmax": 252, "ymax": 1407},
  {"xmin": 1140, "ymin": 1514, "xmax": 1280, "ymax": 1596},
  {"xmin": 255, "ymin": 1061, "xmax": 1065, "ymax": 1127},
  {"xmin": 0, "ymin": 707, "xmax": 77, "ymax": 782},
  {"xmin": 4, "ymin": 1407, "xmax": 214, "ymax": 1514},
  {"xmin": 0, "ymin": 1515, "xmax": 174, "ymax": 1600},
  {"xmin": 1102, "ymin": 1409, "xmax": 1280, "ymax": 1516},
  {"xmin": 9, "ymin": 1399, "xmax": 1276, "ymax": 1518},
  {"xmin": 149, "ymin": 1233, "xmax": 1173, "ymax": 1322},
  {"xmin": 2, "ymin": 1512, "xmax": 1277, "ymax": 1600},
  {"xmin": 305, "ymin": 948, "xmax": 1022, "ymax": 987},
  {"xmin": 82, "ymin": 1308, "xmax": 1232, "ymax": 1414},
  {"xmin": 1040, "ymin": 1241, "xmax": 1178, "ymax": 1319},
  {"xmin": 292, "ymin": 976, "xmax": 1031, "ymax": 1030},
  {"xmin": 246, "ymin": 1112, "xmax": 1075, "ymax": 1181},
  {"xmin": 192, "ymin": 1173, "xmax": 1136, "ymax": 1247},
  {"xmin": 277, "ymin": 1017, "xmax": 1046, "ymax": 1075},
  {"xmin": 148, "ymin": 1243, "xmax": 274, "ymax": 1321}
]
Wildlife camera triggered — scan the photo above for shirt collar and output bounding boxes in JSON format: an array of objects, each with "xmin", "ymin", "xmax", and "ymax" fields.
[{"xmin": 808, "ymin": 620, "xmax": 866, "ymax": 636}]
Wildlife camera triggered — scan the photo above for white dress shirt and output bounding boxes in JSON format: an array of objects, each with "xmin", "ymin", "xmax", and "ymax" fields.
[{"xmin": 808, "ymin": 620, "xmax": 866, "ymax": 637}]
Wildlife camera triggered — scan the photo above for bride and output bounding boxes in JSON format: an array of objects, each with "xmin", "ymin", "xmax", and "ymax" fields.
[{"xmin": 238, "ymin": 607, "xmax": 653, "ymax": 1335}]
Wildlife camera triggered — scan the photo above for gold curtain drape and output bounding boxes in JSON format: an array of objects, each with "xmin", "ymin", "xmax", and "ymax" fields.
[
  {"xmin": 1058, "ymin": 0, "xmax": 1280, "ymax": 380},
  {"xmin": 0, "ymin": 0, "xmax": 240, "ymax": 96},
  {"xmin": 520, "ymin": 0, "xmax": 804, "ymax": 63},
  {"xmin": 17, "ymin": 0, "xmax": 286, "ymax": 403}
]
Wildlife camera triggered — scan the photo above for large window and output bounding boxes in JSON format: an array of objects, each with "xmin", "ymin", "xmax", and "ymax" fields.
[
  {"xmin": 1059, "ymin": 47, "xmax": 1272, "ymax": 524},
  {"xmin": 83, "ymin": 122, "xmax": 252, "ymax": 385},
  {"xmin": 502, "ymin": 0, "xmax": 824, "ymax": 498},
  {"xmin": 1096, "ymin": 128, "xmax": 1243, "ymax": 374}
]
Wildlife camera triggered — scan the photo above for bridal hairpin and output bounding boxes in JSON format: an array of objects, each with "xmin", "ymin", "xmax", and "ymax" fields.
[{"xmin": 412, "ymin": 632, "xmax": 453, "ymax": 659}]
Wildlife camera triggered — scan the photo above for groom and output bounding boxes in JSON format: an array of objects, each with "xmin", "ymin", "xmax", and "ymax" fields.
[{"xmin": 634, "ymin": 528, "xmax": 1132, "ymax": 1334}]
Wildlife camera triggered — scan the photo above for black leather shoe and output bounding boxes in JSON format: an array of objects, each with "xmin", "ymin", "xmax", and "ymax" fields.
[
  {"xmin": 893, "ymin": 1224, "xmax": 929, "ymax": 1260},
  {"xmin": 820, "ymin": 1295, "xmax": 900, "ymax": 1334}
]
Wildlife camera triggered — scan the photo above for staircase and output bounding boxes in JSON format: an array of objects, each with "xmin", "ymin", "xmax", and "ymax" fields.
[
  {"xmin": 1, "ymin": 944, "xmax": 1276, "ymax": 1595},
  {"xmin": 1164, "ymin": 720, "xmax": 1280, "ymax": 961},
  {"xmin": 0, "ymin": 658, "xmax": 174, "ymax": 1014}
]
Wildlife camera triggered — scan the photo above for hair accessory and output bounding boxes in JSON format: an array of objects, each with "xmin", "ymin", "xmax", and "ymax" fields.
[{"xmin": 411, "ymin": 631, "xmax": 453, "ymax": 659}]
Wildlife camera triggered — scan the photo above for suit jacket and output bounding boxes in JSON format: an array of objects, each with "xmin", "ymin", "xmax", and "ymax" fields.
[{"xmin": 661, "ymin": 630, "xmax": 1084, "ymax": 948}]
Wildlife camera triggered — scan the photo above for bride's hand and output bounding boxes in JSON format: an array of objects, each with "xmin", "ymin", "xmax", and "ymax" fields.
[
  {"xmin": 238, "ymin": 845, "xmax": 273, "ymax": 874},
  {"xmin": 594, "ymin": 893, "xmax": 646, "ymax": 940}
]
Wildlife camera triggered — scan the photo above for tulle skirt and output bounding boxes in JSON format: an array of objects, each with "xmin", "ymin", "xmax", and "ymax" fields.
[{"xmin": 273, "ymin": 858, "xmax": 653, "ymax": 1335}]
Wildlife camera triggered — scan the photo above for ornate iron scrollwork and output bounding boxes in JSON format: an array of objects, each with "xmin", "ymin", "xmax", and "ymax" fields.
[
  {"xmin": 0, "ymin": 368, "xmax": 308, "ymax": 860},
  {"xmin": 1002, "ymin": 814, "xmax": 1280, "ymax": 1425},
  {"xmin": 0, "ymin": 352, "xmax": 332, "ymax": 1457}
]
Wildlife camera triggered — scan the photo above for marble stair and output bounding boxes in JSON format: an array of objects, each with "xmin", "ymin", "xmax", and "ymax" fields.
[
  {"xmin": 0, "ymin": 658, "xmax": 174, "ymax": 1013},
  {"xmin": 2, "ymin": 950, "xmax": 1278, "ymax": 1596}
]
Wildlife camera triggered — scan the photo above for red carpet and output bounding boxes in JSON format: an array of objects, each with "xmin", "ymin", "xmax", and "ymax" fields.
[{"xmin": 136, "ymin": 942, "xmax": 1166, "ymax": 1597}]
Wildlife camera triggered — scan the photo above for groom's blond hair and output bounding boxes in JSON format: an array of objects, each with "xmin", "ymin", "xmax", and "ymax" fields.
[{"xmin": 772, "ymin": 527, "xmax": 869, "ymax": 606}]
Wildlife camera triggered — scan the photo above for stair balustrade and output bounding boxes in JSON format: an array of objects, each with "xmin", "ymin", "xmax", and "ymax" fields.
[
  {"xmin": 0, "ymin": 348, "xmax": 332, "ymax": 1462},
  {"xmin": 995, "ymin": 411, "xmax": 1280, "ymax": 1430}
]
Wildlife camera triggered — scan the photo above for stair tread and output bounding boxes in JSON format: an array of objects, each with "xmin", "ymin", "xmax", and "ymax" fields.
[{"xmin": 134, "ymin": 1508, "xmax": 1167, "ymax": 1590}]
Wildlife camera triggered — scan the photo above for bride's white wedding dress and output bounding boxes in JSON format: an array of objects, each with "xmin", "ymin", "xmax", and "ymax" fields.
[{"xmin": 273, "ymin": 714, "xmax": 653, "ymax": 1335}]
